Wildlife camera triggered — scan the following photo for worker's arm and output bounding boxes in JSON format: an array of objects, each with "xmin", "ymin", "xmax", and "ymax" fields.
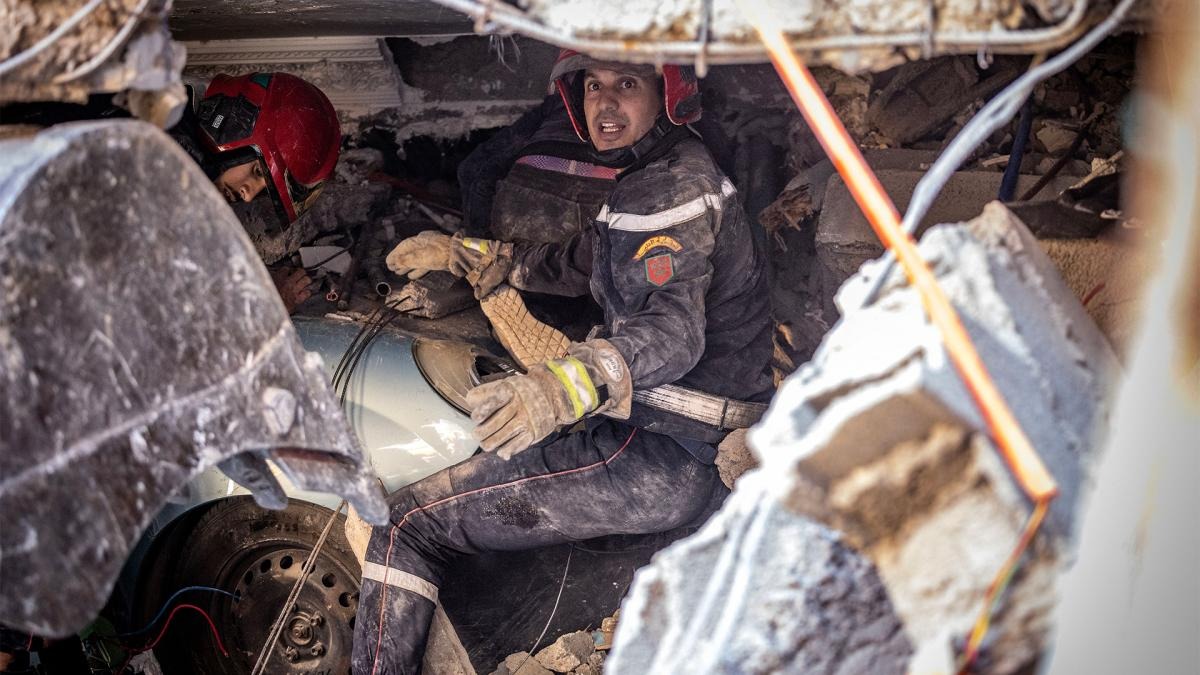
[
  {"xmin": 600, "ymin": 173, "xmax": 720, "ymax": 390},
  {"xmin": 506, "ymin": 228, "xmax": 595, "ymax": 297}
]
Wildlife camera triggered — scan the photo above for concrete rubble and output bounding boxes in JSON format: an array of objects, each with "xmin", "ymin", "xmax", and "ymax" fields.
[
  {"xmin": 764, "ymin": 47, "xmax": 1137, "ymax": 372},
  {"xmin": 607, "ymin": 492, "xmax": 911, "ymax": 674},
  {"xmin": 610, "ymin": 203, "xmax": 1121, "ymax": 673},
  {"xmin": 490, "ymin": 632, "xmax": 605, "ymax": 675}
]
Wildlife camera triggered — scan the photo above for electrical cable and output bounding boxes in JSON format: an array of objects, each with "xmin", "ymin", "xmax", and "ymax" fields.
[
  {"xmin": 115, "ymin": 603, "xmax": 228, "ymax": 675},
  {"xmin": 956, "ymin": 498, "xmax": 1050, "ymax": 673},
  {"xmin": 0, "ymin": 0, "xmax": 108, "ymax": 79},
  {"xmin": 899, "ymin": 0, "xmax": 1138, "ymax": 238},
  {"xmin": 118, "ymin": 585, "xmax": 237, "ymax": 638},
  {"xmin": 510, "ymin": 544, "xmax": 574, "ymax": 674},
  {"xmin": 252, "ymin": 268, "xmax": 401, "ymax": 674},
  {"xmin": 428, "ymin": 0, "xmax": 1090, "ymax": 65},
  {"xmin": 302, "ymin": 244, "xmax": 352, "ymax": 271},
  {"xmin": 998, "ymin": 96, "xmax": 1035, "ymax": 201}
]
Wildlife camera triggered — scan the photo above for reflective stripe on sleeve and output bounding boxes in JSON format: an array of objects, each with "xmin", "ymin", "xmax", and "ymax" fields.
[{"xmin": 598, "ymin": 179, "xmax": 737, "ymax": 232}]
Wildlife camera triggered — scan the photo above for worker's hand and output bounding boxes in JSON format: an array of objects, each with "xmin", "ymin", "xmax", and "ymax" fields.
[
  {"xmin": 386, "ymin": 230, "xmax": 454, "ymax": 279},
  {"xmin": 386, "ymin": 231, "xmax": 513, "ymax": 298},
  {"xmin": 270, "ymin": 265, "xmax": 316, "ymax": 314},
  {"xmin": 465, "ymin": 341, "xmax": 631, "ymax": 458}
]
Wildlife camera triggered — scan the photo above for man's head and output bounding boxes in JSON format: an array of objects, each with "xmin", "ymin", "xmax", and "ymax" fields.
[
  {"xmin": 550, "ymin": 50, "xmax": 702, "ymax": 153},
  {"xmin": 196, "ymin": 72, "xmax": 340, "ymax": 222},
  {"xmin": 582, "ymin": 67, "xmax": 664, "ymax": 152}
]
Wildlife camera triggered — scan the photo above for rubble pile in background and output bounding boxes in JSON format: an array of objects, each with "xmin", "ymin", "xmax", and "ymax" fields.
[
  {"xmin": 611, "ymin": 203, "xmax": 1121, "ymax": 673},
  {"xmin": 762, "ymin": 40, "xmax": 1137, "ymax": 374}
]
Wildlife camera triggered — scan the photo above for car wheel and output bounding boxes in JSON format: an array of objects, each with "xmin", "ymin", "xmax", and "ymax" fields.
[{"xmin": 152, "ymin": 497, "xmax": 361, "ymax": 675}]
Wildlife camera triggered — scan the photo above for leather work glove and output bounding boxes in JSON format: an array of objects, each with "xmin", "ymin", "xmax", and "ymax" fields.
[
  {"xmin": 386, "ymin": 231, "xmax": 512, "ymax": 299},
  {"xmin": 465, "ymin": 339, "xmax": 632, "ymax": 459}
]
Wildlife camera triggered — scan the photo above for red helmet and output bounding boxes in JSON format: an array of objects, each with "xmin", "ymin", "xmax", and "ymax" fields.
[
  {"xmin": 549, "ymin": 49, "xmax": 702, "ymax": 144},
  {"xmin": 196, "ymin": 72, "xmax": 341, "ymax": 222}
]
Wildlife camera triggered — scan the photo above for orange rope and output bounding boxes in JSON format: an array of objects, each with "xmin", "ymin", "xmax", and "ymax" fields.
[{"xmin": 745, "ymin": 18, "xmax": 1059, "ymax": 503}]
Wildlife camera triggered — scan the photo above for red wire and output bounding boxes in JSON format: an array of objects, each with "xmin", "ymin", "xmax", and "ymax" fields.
[
  {"xmin": 1082, "ymin": 281, "xmax": 1106, "ymax": 308},
  {"xmin": 116, "ymin": 603, "xmax": 229, "ymax": 674}
]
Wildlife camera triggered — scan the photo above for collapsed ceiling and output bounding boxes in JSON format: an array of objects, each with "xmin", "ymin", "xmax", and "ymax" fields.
[{"xmin": 168, "ymin": 0, "xmax": 472, "ymax": 40}]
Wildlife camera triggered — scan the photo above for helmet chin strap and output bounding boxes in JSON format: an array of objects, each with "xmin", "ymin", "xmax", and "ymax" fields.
[{"xmin": 588, "ymin": 116, "xmax": 693, "ymax": 172}]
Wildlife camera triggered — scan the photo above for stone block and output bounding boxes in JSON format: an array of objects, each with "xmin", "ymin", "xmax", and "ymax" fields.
[
  {"xmin": 751, "ymin": 203, "xmax": 1121, "ymax": 672},
  {"xmin": 814, "ymin": 169, "xmax": 1081, "ymax": 313},
  {"xmin": 534, "ymin": 632, "xmax": 595, "ymax": 672},
  {"xmin": 606, "ymin": 490, "xmax": 911, "ymax": 674}
]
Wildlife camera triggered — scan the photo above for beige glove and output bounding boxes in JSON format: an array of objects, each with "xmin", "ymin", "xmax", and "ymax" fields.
[
  {"xmin": 386, "ymin": 231, "xmax": 512, "ymax": 298},
  {"xmin": 465, "ymin": 339, "xmax": 632, "ymax": 459},
  {"xmin": 386, "ymin": 230, "xmax": 453, "ymax": 279}
]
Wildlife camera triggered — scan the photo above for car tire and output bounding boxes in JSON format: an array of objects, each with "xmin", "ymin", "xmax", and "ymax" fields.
[{"xmin": 149, "ymin": 497, "xmax": 361, "ymax": 675}]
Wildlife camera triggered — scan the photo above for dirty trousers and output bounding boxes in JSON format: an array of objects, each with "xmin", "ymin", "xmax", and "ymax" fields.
[{"xmin": 350, "ymin": 419, "xmax": 726, "ymax": 674}]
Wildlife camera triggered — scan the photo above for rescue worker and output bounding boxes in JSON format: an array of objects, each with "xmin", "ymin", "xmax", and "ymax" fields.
[
  {"xmin": 351, "ymin": 51, "xmax": 773, "ymax": 673},
  {"xmin": 183, "ymin": 72, "xmax": 342, "ymax": 311},
  {"xmin": 0, "ymin": 72, "xmax": 341, "ymax": 311}
]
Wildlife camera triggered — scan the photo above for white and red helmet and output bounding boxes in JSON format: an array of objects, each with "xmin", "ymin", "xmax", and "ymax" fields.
[{"xmin": 549, "ymin": 49, "xmax": 702, "ymax": 144}]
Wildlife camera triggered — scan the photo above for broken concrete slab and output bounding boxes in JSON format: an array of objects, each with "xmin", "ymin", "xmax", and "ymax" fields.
[
  {"xmin": 607, "ymin": 489, "xmax": 911, "ymax": 675},
  {"xmin": 749, "ymin": 203, "xmax": 1120, "ymax": 672},
  {"xmin": 533, "ymin": 631, "xmax": 594, "ymax": 673},
  {"xmin": 814, "ymin": 169, "xmax": 1082, "ymax": 312}
]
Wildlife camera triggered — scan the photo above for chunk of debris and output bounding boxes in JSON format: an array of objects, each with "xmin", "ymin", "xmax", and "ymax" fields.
[
  {"xmin": 607, "ymin": 492, "xmax": 911, "ymax": 674},
  {"xmin": 751, "ymin": 203, "xmax": 1121, "ymax": 672},
  {"xmin": 491, "ymin": 651, "xmax": 553, "ymax": 675},
  {"xmin": 714, "ymin": 429, "xmax": 757, "ymax": 489},
  {"xmin": 1035, "ymin": 120, "xmax": 1081, "ymax": 156},
  {"xmin": 534, "ymin": 631, "xmax": 595, "ymax": 672}
]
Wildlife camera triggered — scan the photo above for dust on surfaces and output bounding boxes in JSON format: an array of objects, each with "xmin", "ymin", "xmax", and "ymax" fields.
[{"xmin": 484, "ymin": 495, "xmax": 541, "ymax": 529}]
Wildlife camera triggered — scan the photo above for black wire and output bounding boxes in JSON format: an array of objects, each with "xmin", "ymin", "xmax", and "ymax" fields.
[
  {"xmin": 303, "ymin": 244, "xmax": 352, "ymax": 271},
  {"xmin": 331, "ymin": 298, "xmax": 406, "ymax": 408},
  {"xmin": 512, "ymin": 544, "xmax": 574, "ymax": 672}
]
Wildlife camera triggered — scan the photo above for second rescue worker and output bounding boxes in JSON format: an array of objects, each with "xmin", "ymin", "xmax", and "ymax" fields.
[{"xmin": 352, "ymin": 51, "xmax": 773, "ymax": 672}]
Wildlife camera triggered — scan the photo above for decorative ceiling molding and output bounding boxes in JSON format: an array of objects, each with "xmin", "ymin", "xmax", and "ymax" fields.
[
  {"xmin": 183, "ymin": 37, "xmax": 405, "ymax": 118},
  {"xmin": 184, "ymin": 36, "xmax": 387, "ymax": 66}
]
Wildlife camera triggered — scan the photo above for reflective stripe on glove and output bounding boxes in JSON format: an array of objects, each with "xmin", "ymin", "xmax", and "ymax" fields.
[
  {"xmin": 386, "ymin": 231, "xmax": 512, "ymax": 298},
  {"xmin": 465, "ymin": 339, "xmax": 632, "ymax": 459},
  {"xmin": 466, "ymin": 356, "xmax": 597, "ymax": 459}
]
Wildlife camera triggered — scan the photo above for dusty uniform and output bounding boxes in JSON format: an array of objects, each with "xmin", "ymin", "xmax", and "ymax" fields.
[
  {"xmin": 459, "ymin": 95, "xmax": 616, "ymax": 338},
  {"xmin": 351, "ymin": 135, "xmax": 772, "ymax": 674}
]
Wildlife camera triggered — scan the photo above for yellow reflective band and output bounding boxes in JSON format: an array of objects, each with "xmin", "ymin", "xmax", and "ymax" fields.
[
  {"xmin": 546, "ymin": 360, "xmax": 585, "ymax": 418},
  {"xmin": 569, "ymin": 358, "xmax": 599, "ymax": 412},
  {"xmin": 461, "ymin": 238, "xmax": 490, "ymax": 254}
]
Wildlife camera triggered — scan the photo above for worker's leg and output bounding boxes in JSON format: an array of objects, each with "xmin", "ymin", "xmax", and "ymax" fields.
[{"xmin": 350, "ymin": 419, "xmax": 724, "ymax": 675}]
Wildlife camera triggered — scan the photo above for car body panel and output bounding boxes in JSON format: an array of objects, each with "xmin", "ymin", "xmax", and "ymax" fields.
[{"xmin": 167, "ymin": 316, "xmax": 479, "ymax": 514}]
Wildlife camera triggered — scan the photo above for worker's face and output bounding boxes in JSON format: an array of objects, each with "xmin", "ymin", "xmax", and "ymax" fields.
[
  {"xmin": 215, "ymin": 159, "xmax": 268, "ymax": 204},
  {"xmin": 583, "ymin": 68, "xmax": 663, "ymax": 152}
]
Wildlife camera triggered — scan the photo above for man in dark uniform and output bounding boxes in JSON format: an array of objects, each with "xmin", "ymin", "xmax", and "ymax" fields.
[{"xmin": 351, "ymin": 50, "xmax": 773, "ymax": 673}]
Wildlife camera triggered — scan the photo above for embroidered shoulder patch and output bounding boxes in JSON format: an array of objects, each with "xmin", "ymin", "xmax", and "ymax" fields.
[
  {"xmin": 633, "ymin": 235, "xmax": 684, "ymax": 261},
  {"xmin": 644, "ymin": 253, "xmax": 675, "ymax": 286}
]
